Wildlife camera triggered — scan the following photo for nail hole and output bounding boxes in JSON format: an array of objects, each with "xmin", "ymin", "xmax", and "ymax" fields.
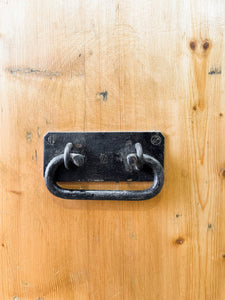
[
  {"xmin": 220, "ymin": 168, "xmax": 225, "ymax": 177},
  {"xmin": 175, "ymin": 238, "xmax": 184, "ymax": 245}
]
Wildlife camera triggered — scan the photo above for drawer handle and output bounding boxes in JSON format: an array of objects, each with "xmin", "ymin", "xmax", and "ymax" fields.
[{"xmin": 44, "ymin": 142, "xmax": 164, "ymax": 201}]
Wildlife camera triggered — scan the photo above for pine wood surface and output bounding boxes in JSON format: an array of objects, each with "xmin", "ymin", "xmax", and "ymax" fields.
[{"xmin": 0, "ymin": 0, "xmax": 225, "ymax": 299}]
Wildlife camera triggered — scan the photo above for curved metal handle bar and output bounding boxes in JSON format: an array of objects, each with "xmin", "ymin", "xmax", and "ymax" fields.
[{"xmin": 45, "ymin": 154, "xmax": 164, "ymax": 201}]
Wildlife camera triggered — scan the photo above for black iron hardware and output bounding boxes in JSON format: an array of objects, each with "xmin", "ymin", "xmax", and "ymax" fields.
[{"xmin": 44, "ymin": 132, "xmax": 164, "ymax": 200}]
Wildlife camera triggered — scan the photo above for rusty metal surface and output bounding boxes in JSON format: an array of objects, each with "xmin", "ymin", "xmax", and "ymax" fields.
[{"xmin": 43, "ymin": 132, "xmax": 164, "ymax": 200}]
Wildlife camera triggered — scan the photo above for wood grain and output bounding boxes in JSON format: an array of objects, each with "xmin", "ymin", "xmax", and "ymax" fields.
[{"xmin": 0, "ymin": 0, "xmax": 225, "ymax": 299}]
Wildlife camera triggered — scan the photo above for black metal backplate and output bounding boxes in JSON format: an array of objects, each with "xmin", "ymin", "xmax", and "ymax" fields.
[{"xmin": 44, "ymin": 132, "xmax": 164, "ymax": 182}]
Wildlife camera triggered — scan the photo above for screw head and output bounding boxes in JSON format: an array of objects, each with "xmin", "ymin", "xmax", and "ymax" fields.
[
  {"xmin": 47, "ymin": 135, "xmax": 55, "ymax": 145},
  {"xmin": 151, "ymin": 134, "xmax": 161, "ymax": 145}
]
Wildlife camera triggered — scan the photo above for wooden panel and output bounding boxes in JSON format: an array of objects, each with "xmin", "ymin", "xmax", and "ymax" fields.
[{"xmin": 0, "ymin": 0, "xmax": 224, "ymax": 299}]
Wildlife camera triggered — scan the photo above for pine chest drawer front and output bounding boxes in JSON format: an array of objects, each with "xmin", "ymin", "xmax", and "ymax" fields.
[{"xmin": 0, "ymin": 0, "xmax": 225, "ymax": 299}]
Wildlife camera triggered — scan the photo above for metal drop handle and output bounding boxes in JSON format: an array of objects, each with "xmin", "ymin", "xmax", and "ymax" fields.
[{"xmin": 44, "ymin": 142, "xmax": 164, "ymax": 201}]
